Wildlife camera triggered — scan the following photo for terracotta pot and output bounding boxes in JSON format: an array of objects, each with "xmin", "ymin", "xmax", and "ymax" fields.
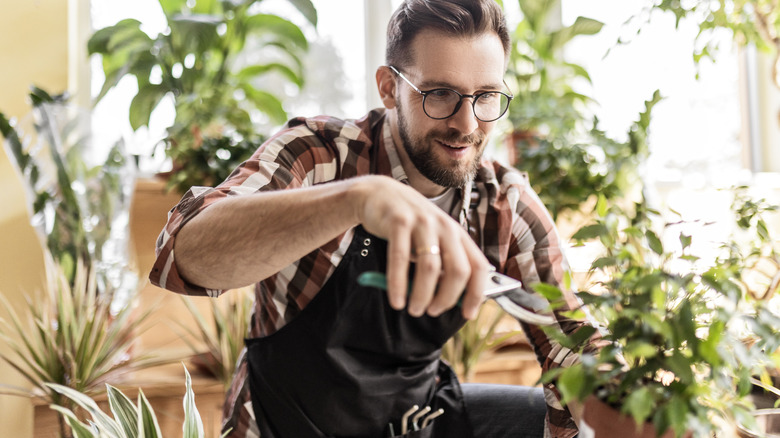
[{"xmin": 579, "ymin": 396, "xmax": 692, "ymax": 438}]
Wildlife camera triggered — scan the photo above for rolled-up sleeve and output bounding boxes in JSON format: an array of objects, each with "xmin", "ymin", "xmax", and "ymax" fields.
[{"xmin": 149, "ymin": 121, "xmax": 334, "ymax": 296}]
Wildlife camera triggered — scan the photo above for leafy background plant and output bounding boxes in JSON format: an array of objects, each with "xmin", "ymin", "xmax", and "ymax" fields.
[
  {"xmin": 541, "ymin": 191, "xmax": 780, "ymax": 437},
  {"xmin": 178, "ymin": 288, "xmax": 254, "ymax": 390},
  {"xmin": 0, "ymin": 88, "xmax": 135, "ymax": 289},
  {"xmin": 441, "ymin": 301, "xmax": 523, "ymax": 382},
  {"xmin": 632, "ymin": 0, "xmax": 780, "ymax": 89},
  {"xmin": 88, "ymin": 0, "xmax": 317, "ymax": 193},
  {"xmin": 500, "ymin": 0, "xmax": 660, "ymax": 221}
]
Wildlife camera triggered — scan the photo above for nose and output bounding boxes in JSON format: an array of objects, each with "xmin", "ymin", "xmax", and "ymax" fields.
[{"xmin": 446, "ymin": 99, "xmax": 479, "ymax": 135}]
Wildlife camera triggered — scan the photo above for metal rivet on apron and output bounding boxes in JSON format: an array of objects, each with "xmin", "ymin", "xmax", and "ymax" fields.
[
  {"xmin": 363, "ymin": 238, "xmax": 371, "ymax": 246},
  {"xmin": 360, "ymin": 248, "xmax": 369, "ymax": 257}
]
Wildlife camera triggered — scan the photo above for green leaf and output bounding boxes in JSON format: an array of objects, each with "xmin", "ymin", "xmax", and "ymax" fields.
[
  {"xmin": 238, "ymin": 63, "xmax": 304, "ymax": 87},
  {"xmin": 666, "ymin": 350, "xmax": 694, "ymax": 384},
  {"xmin": 286, "ymin": 0, "xmax": 318, "ymax": 26},
  {"xmin": 182, "ymin": 366, "xmax": 205, "ymax": 438},
  {"xmin": 623, "ymin": 386, "xmax": 654, "ymax": 427},
  {"xmin": 107, "ymin": 384, "xmax": 139, "ymax": 437},
  {"xmin": 87, "ymin": 19, "xmax": 144, "ymax": 55},
  {"xmin": 572, "ymin": 224, "xmax": 608, "ymax": 240},
  {"xmin": 625, "ymin": 340, "xmax": 657, "ymax": 359},
  {"xmin": 530, "ymin": 282, "xmax": 563, "ymax": 302},
  {"xmin": 47, "ymin": 383, "xmax": 124, "ymax": 436},
  {"xmin": 557, "ymin": 364, "xmax": 587, "ymax": 404},
  {"xmin": 241, "ymin": 85, "xmax": 288, "ymax": 125},
  {"xmin": 645, "ymin": 230, "xmax": 663, "ymax": 255},
  {"xmin": 49, "ymin": 405, "xmax": 95, "ymax": 438},
  {"xmin": 591, "ymin": 256, "xmax": 617, "ymax": 269},
  {"xmin": 129, "ymin": 84, "xmax": 167, "ymax": 130},
  {"xmin": 159, "ymin": 0, "xmax": 187, "ymax": 16},
  {"xmin": 137, "ymin": 389, "xmax": 163, "ymax": 438},
  {"xmin": 245, "ymin": 14, "xmax": 308, "ymax": 51},
  {"xmin": 596, "ymin": 193, "xmax": 608, "ymax": 217},
  {"xmin": 679, "ymin": 233, "xmax": 692, "ymax": 250}
]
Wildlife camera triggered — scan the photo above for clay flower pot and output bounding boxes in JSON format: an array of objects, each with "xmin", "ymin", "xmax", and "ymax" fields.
[{"xmin": 579, "ymin": 396, "xmax": 692, "ymax": 438}]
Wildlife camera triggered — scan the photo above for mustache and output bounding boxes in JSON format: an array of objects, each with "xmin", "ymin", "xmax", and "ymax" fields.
[{"xmin": 432, "ymin": 129, "xmax": 485, "ymax": 146}]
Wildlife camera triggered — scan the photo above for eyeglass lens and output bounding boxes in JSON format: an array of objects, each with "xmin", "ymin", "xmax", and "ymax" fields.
[{"xmin": 424, "ymin": 89, "xmax": 510, "ymax": 122}]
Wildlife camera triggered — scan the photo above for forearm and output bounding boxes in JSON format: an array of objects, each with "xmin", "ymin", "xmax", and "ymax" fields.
[{"xmin": 175, "ymin": 177, "xmax": 367, "ymax": 289}]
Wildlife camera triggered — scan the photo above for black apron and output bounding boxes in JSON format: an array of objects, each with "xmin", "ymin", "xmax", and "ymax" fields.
[{"xmin": 245, "ymin": 226, "xmax": 475, "ymax": 438}]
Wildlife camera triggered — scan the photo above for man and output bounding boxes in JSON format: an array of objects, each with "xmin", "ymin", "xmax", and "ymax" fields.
[{"xmin": 151, "ymin": 1, "xmax": 590, "ymax": 436}]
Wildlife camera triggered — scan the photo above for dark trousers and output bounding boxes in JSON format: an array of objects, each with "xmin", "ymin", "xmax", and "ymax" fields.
[{"xmin": 462, "ymin": 384, "xmax": 547, "ymax": 438}]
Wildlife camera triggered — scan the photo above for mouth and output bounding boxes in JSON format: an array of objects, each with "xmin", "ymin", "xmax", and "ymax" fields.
[{"xmin": 437, "ymin": 140, "xmax": 470, "ymax": 150}]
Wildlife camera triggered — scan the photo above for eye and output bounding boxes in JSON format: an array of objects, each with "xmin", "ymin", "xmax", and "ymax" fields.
[
  {"xmin": 427, "ymin": 89, "xmax": 457, "ymax": 100},
  {"xmin": 476, "ymin": 92, "xmax": 500, "ymax": 103}
]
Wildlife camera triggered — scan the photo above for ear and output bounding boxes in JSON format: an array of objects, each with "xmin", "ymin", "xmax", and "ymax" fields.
[{"xmin": 376, "ymin": 66, "xmax": 398, "ymax": 110}]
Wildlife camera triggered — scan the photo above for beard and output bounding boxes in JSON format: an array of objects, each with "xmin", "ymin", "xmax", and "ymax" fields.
[{"xmin": 396, "ymin": 101, "xmax": 486, "ymax": 189}]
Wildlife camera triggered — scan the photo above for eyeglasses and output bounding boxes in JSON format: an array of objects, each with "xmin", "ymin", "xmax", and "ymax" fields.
[{"xmin": 388, "ymin": 65, "xmax": 513, "ymax": 122}]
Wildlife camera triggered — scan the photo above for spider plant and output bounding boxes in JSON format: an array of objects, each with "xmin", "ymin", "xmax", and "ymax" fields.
[{"xmin": 0, "ymin": 253, "xmax": 163, "ymax": 438}]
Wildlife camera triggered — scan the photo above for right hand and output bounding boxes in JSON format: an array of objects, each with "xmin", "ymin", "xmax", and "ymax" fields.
[{"xmin": 353, "ymin": 175, "xmax": 491, "ymax": 320}]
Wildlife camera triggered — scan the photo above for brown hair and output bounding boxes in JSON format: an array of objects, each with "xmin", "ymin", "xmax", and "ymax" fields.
[{"xmin": 386, "ymin": 0, "xmax": 510, "ymax": 68}]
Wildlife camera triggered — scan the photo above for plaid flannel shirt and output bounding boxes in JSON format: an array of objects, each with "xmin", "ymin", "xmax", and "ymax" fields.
[{"xmin": 151, "ymin": 109, "xmax": 586, "ymax": 438}]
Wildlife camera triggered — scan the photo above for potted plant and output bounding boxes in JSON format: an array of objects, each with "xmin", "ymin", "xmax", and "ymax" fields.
[
  {"xmin": 47, "ymin": 365, "xmax": 226, "ymax": 438},
  {"xmin": 0, "ymin": 88, "xmax": 167, "ymax": 437},
  {"xmin": 538, "ymin": 191, "xmax": 780, "ymax": 437},
  {"xmin": 0, "ymin": 253, "xmax": 163, "ymax": 438},
  {"xmin": 502, "ymin": 0, "xmax": 660, "ymax": 222},
  {"xmin": 1, "ymin": 87, "xmax": 136, "ymax": 289},
  {"xmin": 88, "ymin": 0, "xmax": 317, "ymax": 193},
  {"xmin": 178, "ymin": 287, "xmax": 254, "ymax": 390}
]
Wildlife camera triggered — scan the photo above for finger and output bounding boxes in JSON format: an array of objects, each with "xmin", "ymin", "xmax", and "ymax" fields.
[
  {"xmin": 386, "ymin": 222, "xmax": 412, "ymax": 310},
  {"xmin": 460, "ymin": 236, "xmax": 491, "ymax": 320},
  {"xmin": 427, "ymin": 229, "xmax": 471, "ymax": 317},
  {"xmin": 408, "ymin": 226, "xmax": 442, "ymax": 317}
]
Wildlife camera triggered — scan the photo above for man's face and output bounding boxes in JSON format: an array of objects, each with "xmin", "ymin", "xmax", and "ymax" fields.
[{"xmin": 393, "ymin": 30, "xmax": 507, "ymax": 189}]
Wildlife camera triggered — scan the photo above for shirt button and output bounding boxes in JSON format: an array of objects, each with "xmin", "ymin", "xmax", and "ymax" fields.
[
  {"xmin": 363, "ymin": 238, "xmax": 371, "ymax": 246},
  {"xmin": 360, "ymin": 249, "xmax": 369, "ymax": 257}
]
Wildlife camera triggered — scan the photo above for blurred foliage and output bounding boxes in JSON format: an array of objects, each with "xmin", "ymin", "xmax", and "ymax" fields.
[
  {"xmin": 634, "ymin": 0, "xmax": 780, "ymax": 88},
  {"xmin": 503, "ymin": 0, "xmax": 659, "ymax": 220},
  {"xmin": 0, "ymin": 87, "xmax": 135, "ymax": 288},
  {"xmin": 88, "ymin": 0, "xmax": 317, "ymax": 193},
  {"xmin": 179, "ymin": 288, "xmax": 254, "ymax": 390}
]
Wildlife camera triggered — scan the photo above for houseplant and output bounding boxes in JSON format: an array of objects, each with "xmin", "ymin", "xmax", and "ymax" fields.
[
  {"xmin": 47, "ymin": 365, "xmax": 227, "ymax": 438},
  {"xmin": 441, "ymin": 301, "xmax": 523, "ymax": 382},
  {"xmin": 178, "ymin": 288, "xmax": 254, "ymax": 390},
  {"xmin": 540, "ymin": 191, "xmax": 780, "ymax": 437},
  {"xmin": 0, "ymin": 253, "xmax": 162, "ymax": 438},
  {"xmin": 88, "ymin": 0, "xmax": 317, "ymax": 193},
  {"xmin": 503, "ymin": 0, "xmax": 660, "ymax": 221},
  {"xmin": 0, "ymin": 87, "xmax": 167, "ymax": 437},
  {"xmin": 0, "ymin": 87, "xmax": 136, "ymax": 289}
]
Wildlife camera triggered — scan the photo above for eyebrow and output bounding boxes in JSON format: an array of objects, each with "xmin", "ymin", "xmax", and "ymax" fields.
[{"xmin": 417, "ymin": 78, "xmax": 505, "ymax": 93}]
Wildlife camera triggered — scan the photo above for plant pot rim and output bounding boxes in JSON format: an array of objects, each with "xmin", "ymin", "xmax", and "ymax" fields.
[{"xmin": 737, "ymin": 408, "xmax": 780, "ymax": 438}]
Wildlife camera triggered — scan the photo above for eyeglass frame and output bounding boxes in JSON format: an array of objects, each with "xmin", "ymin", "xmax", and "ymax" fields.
[{"xmin": 388, "ymin": 65, "xmax": 514, "ymax": 122}]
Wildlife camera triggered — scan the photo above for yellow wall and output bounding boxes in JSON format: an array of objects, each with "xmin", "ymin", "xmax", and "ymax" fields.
[{"xmin": 0, "ymin": 0, "xmax": 69, "ymax": 436}]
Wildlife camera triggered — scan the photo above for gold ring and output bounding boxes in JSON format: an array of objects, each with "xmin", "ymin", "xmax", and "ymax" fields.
[{"xmin": 413, "ymin": 245, "xmax": 441, "ymax": 256}]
